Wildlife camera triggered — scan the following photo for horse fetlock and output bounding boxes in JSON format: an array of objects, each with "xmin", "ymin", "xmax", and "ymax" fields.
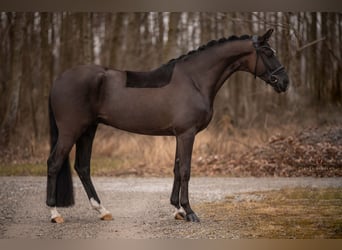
[
  {"xmin": 90, "ymin": 197, "xmax": 101, "ymax": 208},
  {"xmin": 90, "ymin": 198, "xmax": 111, "ymax": 219},
  {"xmin": 170, "ymin": 197, "xmax": 180, "ymax": 208},
  {"xmin": 50, "ymin": 207, "xmax": 64, "ymax": 223},
  {"xmin": 180, "ymin": 201, "xmax": 191, "ymax": 211},
  {"xmin": 173, "ymin": 207, "xmax": 186, "ymax": 220}
]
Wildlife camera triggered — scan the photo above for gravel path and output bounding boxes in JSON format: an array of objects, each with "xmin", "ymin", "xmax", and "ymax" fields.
[{"xmin": 1, "ymin": 176, "xmax": 341, "ymax": 239}]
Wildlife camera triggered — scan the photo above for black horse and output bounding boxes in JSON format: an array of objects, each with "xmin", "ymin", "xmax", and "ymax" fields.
[{"xmin": 46, "ymin": 29, "xmax": 289, "ymax": 223}]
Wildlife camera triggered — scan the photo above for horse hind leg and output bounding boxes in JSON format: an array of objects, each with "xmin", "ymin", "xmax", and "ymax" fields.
[
  {"xmin": 47, "ymin": 135, "xmax": 75, "ymax": 223},
  {"xmin": 74, "ymin": 124, "xmax": 112, "ymax": 221}
]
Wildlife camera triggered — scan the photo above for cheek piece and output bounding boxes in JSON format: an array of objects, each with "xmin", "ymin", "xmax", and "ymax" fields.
[{"xmin": 252, "ymin": 35, "xmax": 285, "ymax": 86}]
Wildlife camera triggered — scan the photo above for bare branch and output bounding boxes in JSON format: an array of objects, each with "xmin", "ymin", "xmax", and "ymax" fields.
[
  {"xmin": 296, "ymin": 37, "xmax": 326, "ymax": 52},
  {"xmin": 218, "ymin": 13, "xmax": 292, "ymax": 31}
]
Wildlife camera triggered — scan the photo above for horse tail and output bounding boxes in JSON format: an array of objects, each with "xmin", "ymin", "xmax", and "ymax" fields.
[{"xmin": 48, "ymin": 97, "xmax": 74, "ymax": 207}]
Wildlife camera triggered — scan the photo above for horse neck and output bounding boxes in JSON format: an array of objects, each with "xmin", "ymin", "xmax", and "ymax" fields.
[{"xmin": 181, "ymin": 40, "xmax": 254, "ymax": 103}]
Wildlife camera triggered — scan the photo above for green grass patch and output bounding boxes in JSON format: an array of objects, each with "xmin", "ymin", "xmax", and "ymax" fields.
[
  {"xmin": 89, "ymin": 157, "xmax": 124, "ymax": 176},
  {"xmin": 0, "ymin": 163, "xmax": 46, "ymax": 176},
  {"xmin": 195, "ymin": 188, "xmax": 342, "ymax": 239}
]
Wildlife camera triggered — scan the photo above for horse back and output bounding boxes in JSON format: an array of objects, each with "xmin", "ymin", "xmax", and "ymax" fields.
[{"xmin": 125, "ymin": 63, "xmax": 175, "ymax": 88}]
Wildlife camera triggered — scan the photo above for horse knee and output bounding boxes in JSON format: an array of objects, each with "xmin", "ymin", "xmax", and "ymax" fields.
[{"xmin": 170, "ymin": 198, "xmax": 178, "ymax": 207}]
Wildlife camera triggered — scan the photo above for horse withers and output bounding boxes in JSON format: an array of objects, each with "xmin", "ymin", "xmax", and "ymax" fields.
[{"xmin": 46, "ymin": 29, "xmax": 289, "ymax": 223}]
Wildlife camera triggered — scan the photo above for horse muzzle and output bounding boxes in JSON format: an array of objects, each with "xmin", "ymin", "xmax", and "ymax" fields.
[{"xmin": 267, "ymin": 68, "xmax": 289, "ymax": 93}]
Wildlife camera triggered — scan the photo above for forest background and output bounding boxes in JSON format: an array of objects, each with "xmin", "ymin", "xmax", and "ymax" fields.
[{"xmin": 0, "ymin": 12, "xmax": 341, "ymax": 176}]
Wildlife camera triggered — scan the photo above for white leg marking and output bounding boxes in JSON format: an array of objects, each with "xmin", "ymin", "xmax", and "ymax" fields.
[
  {"xmin": 173, "ymin": 207, "xmax": 186, "ymax": 217},
  {"xmin": 90, "ymin": 198, "xmax": 110, "ymax": 217},
  {"xmin": 50, "ymin": 207, "xmax": 61, "ymax": 220}
]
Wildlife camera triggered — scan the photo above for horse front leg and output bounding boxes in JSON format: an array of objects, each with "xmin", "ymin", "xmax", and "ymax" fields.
[
  {"xmin": 176, "ymin": 132, "xmax": 200, "ymax": 222},
  {"xmin": 170, "ymin": 139, "xmax": 186, "ymax": 220}
]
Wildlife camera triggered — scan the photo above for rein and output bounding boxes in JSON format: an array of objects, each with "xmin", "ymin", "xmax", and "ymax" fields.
[{"xmin": 252, "ymin": 35, "xmax": 285, "ymax": 84}]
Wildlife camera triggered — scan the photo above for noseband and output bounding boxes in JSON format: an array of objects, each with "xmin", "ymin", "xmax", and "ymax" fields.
[{"xmin": 252, "ymin": 35, "xmax": 285, "ymax": 85}]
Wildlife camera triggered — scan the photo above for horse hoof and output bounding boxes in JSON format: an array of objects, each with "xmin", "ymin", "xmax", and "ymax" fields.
[
  {"xmin": 101, "ymin": 213, "xmax": 113, "ymax": 221},
  {"xmin": 186, "ymin": 213, "xmax": 200, "ymax": 223},
  {"xmin": 51, "ymin": 216, "xmax": 64, "ymax": 224},
  {"xmin": 174, "ymin": 212, "xmax": 186, "ymax": 220}
]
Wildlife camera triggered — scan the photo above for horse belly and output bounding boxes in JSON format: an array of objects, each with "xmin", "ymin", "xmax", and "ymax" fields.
[{"xmin": 99, "ymin": 92, "xmax": 175, "ymax": 135}]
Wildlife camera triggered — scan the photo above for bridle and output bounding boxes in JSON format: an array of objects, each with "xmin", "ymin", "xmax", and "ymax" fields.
[{"xmin": 252, "ymin": 35, "xmax": 285, "ymax": 85}]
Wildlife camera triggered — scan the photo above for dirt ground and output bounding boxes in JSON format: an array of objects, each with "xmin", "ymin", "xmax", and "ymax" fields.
[{"xmin": 0, "ymin": 176, "xmax": 341, "ymax": 239}]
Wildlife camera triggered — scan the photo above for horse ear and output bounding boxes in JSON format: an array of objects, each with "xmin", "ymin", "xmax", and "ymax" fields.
[{"xmin": 259, "ymin": 28, "xmax": 274, "ymax": 43}]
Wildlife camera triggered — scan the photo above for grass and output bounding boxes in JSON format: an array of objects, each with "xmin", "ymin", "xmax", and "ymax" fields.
[
  {"xmin": 194, "ymin": 188, "xmax": 342, "ymax": 238},
  {"xmin": 0, "ymin": 163, "xmax": 46, "ymax": 176},
  {"xmin": 0, "ymin": 157, "xmax": 123, "ymax": 176},
  {"xmin": 90, "ymin": 157, "xmax": 126, "ymax": 176}
]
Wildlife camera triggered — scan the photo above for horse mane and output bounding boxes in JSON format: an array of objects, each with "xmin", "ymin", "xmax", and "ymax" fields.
[
  {"xmin": 126, "ymin": 34, "xmax": 251, "ymax": 88},
  {"xmin": 164, "ymin": 34, "xmax": 251, "ymax": 66}
]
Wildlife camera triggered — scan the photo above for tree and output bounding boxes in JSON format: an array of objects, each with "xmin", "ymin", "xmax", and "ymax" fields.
[
  {"xmin": 163, "ymin": 12, "xmax": 180, "ymax": 61},
  {"xmin": 0, "ymin": 13, "xmax": 25, "ymax": 147}
]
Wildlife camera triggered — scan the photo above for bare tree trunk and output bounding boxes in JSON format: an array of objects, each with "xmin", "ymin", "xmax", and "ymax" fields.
[
  {"xmin": 59, "ymin": 12, "xmax": 72, "ymax": 73},
  {"xmin": 0, "ymin": 13, "xmax": 24, "ymax": 147},
  {"xmin": 100, "ymin": 13, "xmax": 116, "ymax": 66},
  {"xmin": 230, "ymin": 12, "xmax": 241, "ymax": 126},
  {"xmin": 0, "ymin": 13, "xmax": 13, "ymax": 124},
  {"xmin": 157, "ymin": 12, "xmax": 165, "ymax": 63},
  {"xmin": 310, "ymin": 13, "xmax": 319, "ymax": 105},
  {"xmin": 51, "ymin": 13, "xmax": 61, "ymax": 78},
  {"xmin": 109, "ymin": 13, "xmax": 124, "ymax": 68},
  {"xmin": 124, "ymin": 13, "xmax": 141, "ymax": 69},
  {"xmin": 328, "ymin": 13, "xmax": 342, "ymax": 104},
  {"xmin": 39, "ymin": 12, "xmax": 53, "ymax": 140},
  {"xmin": 25, "ymin": 13, "xmax": 38, "ymax": 142},
  {"xmin": 164, "ymin": 12, "xmax": 180, "ymax": 61},
  {"xmin": 320, "ymin": 12, "xmax": 328, "ymax": 103},
  {"xmin": 293, "ymin": 13, "xmax": 303, "ymax": 89},
  {"xmin": 200, "ymin": 12, "xmax": 211, "ymax": 44},
  {"xmin": 138, "ymin": 13, "xmax": 150, "ymax": 65},
  {"xmin": 81, "ymin": 12, "xmax": 93, "ymax": 64}
]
